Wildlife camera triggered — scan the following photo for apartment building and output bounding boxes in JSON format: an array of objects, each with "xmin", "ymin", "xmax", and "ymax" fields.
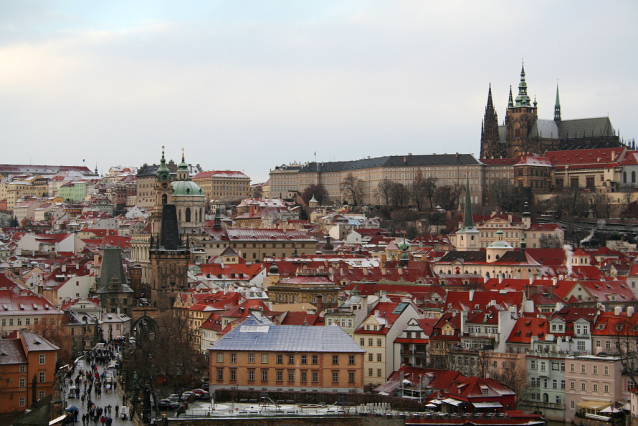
[{"xmin": 0, "ymin": 331, "xmax": 59, "ymax": 413}]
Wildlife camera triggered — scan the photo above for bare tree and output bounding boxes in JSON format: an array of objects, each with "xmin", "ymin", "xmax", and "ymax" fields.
[
  {"xmin": 301, "ymin": 184, "xmax": 330, "ymax": 206},
  {"xmin": 377, "ymin": 178, "xmax": 393, "ymax": 206},
  {"xmin": 612, "ymin": 314, "xmax": 638, "ymax": 388},
  {"xmin": 340, "ymin": 173, "xmax": 365, "ymax": 206},
  {"xmin": 434, "ymin": 184, "xmax": 465, "ymax": 211},
  {"xmin": 389, "ymin": 182, "xmax": 410, "ymax": 208}
]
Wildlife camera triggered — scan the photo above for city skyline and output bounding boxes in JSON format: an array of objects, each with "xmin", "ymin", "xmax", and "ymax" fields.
[{"xmin": 1, "ymin": 1, "xmax": 636, "ymax": 182}]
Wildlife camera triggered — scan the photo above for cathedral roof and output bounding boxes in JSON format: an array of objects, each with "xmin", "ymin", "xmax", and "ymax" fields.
[
  {"xmin": 528, "ymin": 119, "xmax": 560, "ymax": 139},
  {"xmin": 558, "ymin": 117, "xmax": 615, "ymax": 139}
]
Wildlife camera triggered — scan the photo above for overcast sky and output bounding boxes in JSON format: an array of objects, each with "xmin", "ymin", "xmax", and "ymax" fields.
[{"xmin": 1, "ymin": 1, "xmax": 636, "ymax": 183}]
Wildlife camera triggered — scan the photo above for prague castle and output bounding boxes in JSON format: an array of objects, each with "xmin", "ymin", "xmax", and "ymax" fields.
[{"xmin": 480, "ymin": 63, "xmax": 623, "ymax": 160}]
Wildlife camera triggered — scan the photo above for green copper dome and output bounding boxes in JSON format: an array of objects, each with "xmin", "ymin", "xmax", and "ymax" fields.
[{"xmin": 171, "ymin": 180, "xmax": 204, "ymax": 196}]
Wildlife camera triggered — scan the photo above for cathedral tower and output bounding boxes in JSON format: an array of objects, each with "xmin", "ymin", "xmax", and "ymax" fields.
[
  {"xmin": 505, "ymin": 63, "xmax": 538, "ymax": 157},
  {"xmin": 480, "ymin": 84, "xmax": 502, "ymax": 159}
]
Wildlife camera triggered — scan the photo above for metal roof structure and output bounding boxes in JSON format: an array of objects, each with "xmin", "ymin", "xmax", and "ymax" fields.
[{"xmin": 209, "ymin": 313, "xmax": 365, "ymax": 353}]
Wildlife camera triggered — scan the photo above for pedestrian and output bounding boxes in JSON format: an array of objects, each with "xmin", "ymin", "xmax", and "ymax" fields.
[{"xmin": 115, "ymin": 405, "xmax": 119, "ymax": 417}]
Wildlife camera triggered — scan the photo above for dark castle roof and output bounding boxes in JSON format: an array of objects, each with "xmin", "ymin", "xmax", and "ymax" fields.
[{"xmin": 299, "ymin": 154, "xmax": 481, "ymax": 173}]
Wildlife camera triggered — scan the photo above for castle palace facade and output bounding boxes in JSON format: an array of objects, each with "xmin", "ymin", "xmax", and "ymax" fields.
[{"xmin": 480, "ymin": 64, "xmax": 622, "ymax": 160}]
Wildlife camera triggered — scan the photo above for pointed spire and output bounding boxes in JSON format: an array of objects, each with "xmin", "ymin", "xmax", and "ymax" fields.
[
  {"xmin": 156, "ymin": 146, "xmax": 170, "ymax": 182},
  {"xmin": 554, "ymin": 83, "xmax": 562, "ymax": 122},
  {"xmin": 177, "ymin": 147, "xmax": 189, "ymax": 181},
  {"xmin": 487, "ymin": 83, "xmax": 494, "ymax": 109},
  {"xmin": 462, "ymin": 175, "xmax": 474, "ymax": 229},
  {"xmin": 508, "ymin": 85, "xmax": 514, "ymax": 108},
  {"xmin": 515, "ymin": 61, "xmax": 531, "ymax": 107}
]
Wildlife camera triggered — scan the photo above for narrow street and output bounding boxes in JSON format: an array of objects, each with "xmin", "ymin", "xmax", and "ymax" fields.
[{"xmin": 62, "ymin": 345, "xmax": 138, "ymax": 426}]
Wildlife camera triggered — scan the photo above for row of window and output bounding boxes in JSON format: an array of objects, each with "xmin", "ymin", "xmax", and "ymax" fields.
[
  {"xmin": 217, "ymin": 353, "xmax": 355, "ymax": 365},
  {"xmin": 1, "ymin": 317, "xmax": 53, "ymax": 327},
  {"xmin": 569, "ymin": 381, "xmax": 610, "ymax": 393},
  {"xmin": 530, "ymin": 377, "xmax": 565, "ymax": 389},
  {"xmin": 216, "ymin": 368, "xmax": 355, "ymax": 383},
  {"xmin": 568, "ymin": 363, "xmax": 610, "ymax": 375},
  {"xmin": 359, "ymin": 338, "xmax": 382, "ymax": 347}
]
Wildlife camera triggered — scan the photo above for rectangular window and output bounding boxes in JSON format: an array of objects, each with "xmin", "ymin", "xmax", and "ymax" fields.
[
  {"xmin": 301, "ymin": 355, "xmax": 307, "ymax": 364},
  {"xmin": 312, "ymin": 355, "xmax": 318, "ymax": 365},
  {"xmin": 288, "ymin": 370, "xmax": 294, "ymax": 381},
  {"xmin": 360, "ymin": 338, "xmax": 365, "ymax": 346},
  {"xmin": 39, "ymin": 354, "xmax": 45, "ymax": 365},
  {"xmin": 377, "ymin": 339, "xmax": 382, "ymax": 347},
  {"xmin": 277, "ymin": 371, "xmax": 283, "ymax": 381},
  {"xmin": 262, "ymin": 370, "xmax": 268, "ymax": 381},
  {"xmin": 39, "ymin": 371, "xmax": 45, "ymax": 383},
  {"xmin": 262, "ymin": 353, "xmax": 268, "ymax": 363},
  {"xmin": 20, "ymin": 365, "xmax": 25, "ymax": 373},
  {"xmin": 230, "ymin": 353, "xmax": 236, "ymax": 363},
  {"xmin": 217, "ymin": 353, "xmax": 223, "ymax": 363},
  {"xmin": 570, "ymin": 400, "xmax": 575, "ymax": 409},
  {"xmin": 301, "ymin": 371, "xmax": 307, "ymax": 382},
  {"xmin": 349, "ymin": 355, "xmax": 355, "ymax": 365},
  {"xmin": 248, "ymin": 370, "xmax": 255, "ymax": 381},
  {"xmin": 581, "ymin": 383, "xmax": 586, "ymax": 391},
  {"xmin": 368, "ymin": 338, "xmax": 373, "ymax": 346},
  {"xmin": 332, "ymin": 355, "xmax": 339, "ymax": 365},
  {"xmin": 604, "ymin": 385, "xmax": 609, "ymax": 393},
  {"xmin": 249, "ymin": 353, "xmax": 255, "ymax": 363},
  {"xmin": 230, "ymin": 369, "xmax": 236, "ymax": 381},
  {"xmin": 570, "ymin": 381, "xmax": 575, "ymax": 390},
  {"xmin": 312, "ymin": 371, "xmax": 318, "ymax": 382},
  {"xmin": 604, "ymin": 366, "xmax": 609, "ymax": 375},
  {"xmin": 349, "ymin": 372, "xmax": 355, "ymax": 383},
  {"xmin": 19, "ymin": 397, "xmax": 25, "ymax": 407},
  {"xmin": 593, "ymin": 383, "xmax": 598, "ymax": 392},
  {"xmin": 377, "ymin": 369, "xmax": 382, "ymax": 377},
  {"xmin": 19, "ymin": 378, "xmax": 25, "ymax": 388},
  {"xmin": 332, "ymin": 371, "xmax": 339, "ymax": 382},
  {"xmin": 368, "ymin": 353, "xmax": 373, "ymax": 362},
  {"xmin": 581, "ymin": 364, "xmax": 586, "ymax": 373},
  {"xmin": 593, "ymin": 365, "xmax": 598, "ymax": 374},
  {"xmin": 570, "ymin": 363, "xmax": 575, "ymax": 373},
  {"xmin": 369, "ymin": 368, "xmax": 373, "ymax": 376},
  {"xmin": 288, "ymin": 354, "xmax": 294, "ymax": 364},
  {"xmin": 217, "ymin": 369, "xmax": 223, "ymax": 381},
  {"xmin": 377, "ymin": 353, "xmax": 382, "ymax": 362},
  {"xmin": 277, "ymin": 354, "xmax": 283, "ymax": 364}
]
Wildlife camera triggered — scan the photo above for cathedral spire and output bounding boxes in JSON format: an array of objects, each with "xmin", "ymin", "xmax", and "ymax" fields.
[
  {"xmin": 487, "ymin": 83, "xmax": 494, "ymax": 109},
  {"xmin": 515, "ymin": 61, "xmax": 531, "ymax": 107},
  {"xmin": 508, "ymin": 85, "xmax": 514, "ymax": 108},
  {"xmin": 554, "ymin": 84, "xmax": 562, "ymax": 122}
]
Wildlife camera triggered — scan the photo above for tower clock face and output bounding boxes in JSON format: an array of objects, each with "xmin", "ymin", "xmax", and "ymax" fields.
[
  {"xmin": 515, "ymin": 122, "xmax": 520, "ymax": 129},
  {"xmin": 161, "ymin": 182, "xmax": 169, "ymax": 189}
]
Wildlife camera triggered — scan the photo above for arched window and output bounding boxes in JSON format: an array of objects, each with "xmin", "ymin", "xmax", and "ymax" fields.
[
  {"xmin": 624, "ymin": 172, "xmax": 627, "ymax": 183},
  {"xmin": 632, "ymin": 171, "xmax": 636, "ymax": 183},
  {"xmin": 185, "ymin": 208, "xmax": 191, "ymax": 222},
  {"xmin": 162, "ymin": 194, "xmax": 167, "ymax": 204}
]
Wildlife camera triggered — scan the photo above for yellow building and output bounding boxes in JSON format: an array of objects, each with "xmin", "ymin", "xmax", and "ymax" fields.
[
  {"xmin": 193, "ymin": 170, "xmax": 251, "ymax": 202},
  {"xmin": 6, "ymin": 176, "xmax": 49, "ymax": 211},
  {"xmin": 209, "ymin": 314, "xmax": 365, "ymax": 393},
  {"xmin": 270, "ymin": 154, "xmax": 483, "ymax": 206}
]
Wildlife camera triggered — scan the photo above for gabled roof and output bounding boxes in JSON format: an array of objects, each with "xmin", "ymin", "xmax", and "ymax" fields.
[{"xmin": 507, "ymin": 317, "xmax": 548, "ymax": 344}]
